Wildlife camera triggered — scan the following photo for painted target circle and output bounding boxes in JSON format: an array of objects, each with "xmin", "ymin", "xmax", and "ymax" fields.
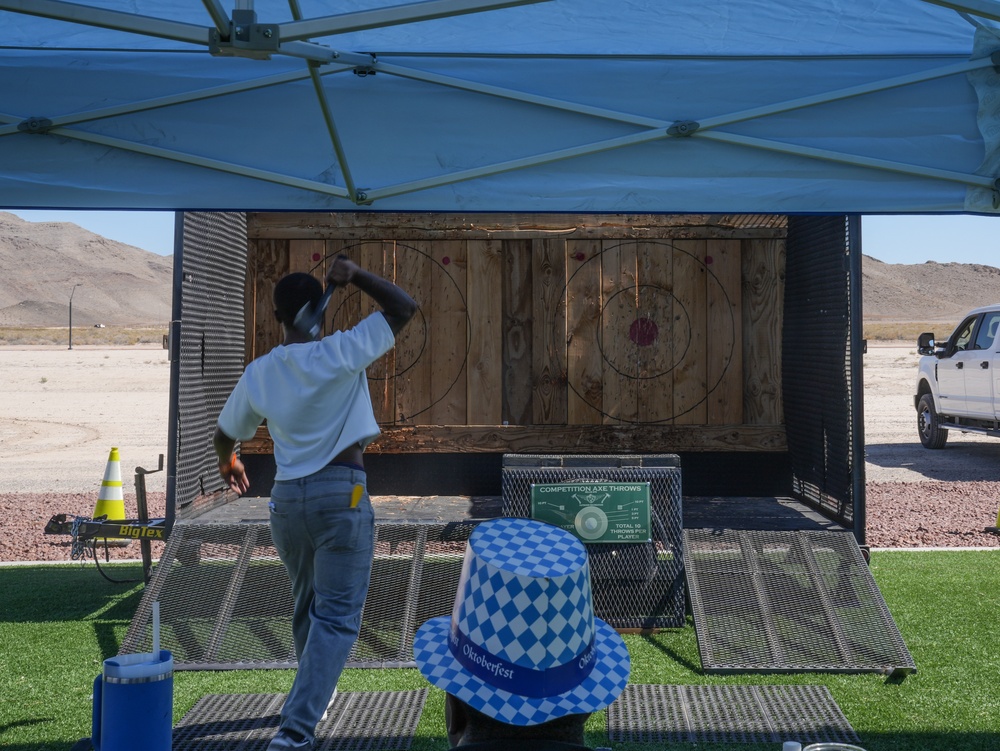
[
  {"xmin": 598, "ymin": 285, "xmax": 692, "ymax": 380},
  {"xmin": 323, "ymin": 243, "xmax": 470, "ymax": 422},
  {"xmin": 575, "ymin": 506, "xmax": 609, "ymax": 540},
  {"xmin": 561, "ymin": 240, "xmax": 737, "ymax": 423}
]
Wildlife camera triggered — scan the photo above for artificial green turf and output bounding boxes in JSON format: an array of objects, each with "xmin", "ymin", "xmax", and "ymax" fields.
[{"xmin": 0, "ymin": 551, "xmax": 997, "ymax": 751}]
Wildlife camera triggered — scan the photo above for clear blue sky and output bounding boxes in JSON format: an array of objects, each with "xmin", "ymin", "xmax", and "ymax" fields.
[{"xmin": 6, "ymin": 210, "xmax": 999, "ymax": 265}]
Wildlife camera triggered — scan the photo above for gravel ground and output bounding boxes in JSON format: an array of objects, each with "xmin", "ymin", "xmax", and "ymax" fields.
[{"xmin": 1, "ymin": 344, "xmax": 998, "ymax": 563}]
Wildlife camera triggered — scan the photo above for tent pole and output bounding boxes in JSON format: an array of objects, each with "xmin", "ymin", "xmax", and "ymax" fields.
[
  {"xmin": 1, "ymin": 122, "xmax": 352, "ymax": 199},
  {"xmin": 921, "ymin": 0, "xmax": 1000, "ymax": 23},
  {"xmin": 0, "ymin": 0, "xmax": 208, "ymax": 44},
  {"xmin": 307, "ymin": 65, "xmax": 359, "ymax": 202},
  {"xmin": 700, "ymin": 130, "xmax": 997, "ymax": 189},
  {"xmin": 278, "ymin": 0, "xmax": 550, "ymax": 42},
  {"xmin": 697, "ymin": 58, "xmax": 994, "ymax": 131},
  {"xmin": 0, "ymin": 70, "xmax": 332, "ymax": 139}
]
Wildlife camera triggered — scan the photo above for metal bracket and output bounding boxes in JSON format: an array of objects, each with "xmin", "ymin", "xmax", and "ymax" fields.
[
  {"xmin": 354, "ymin": 66, "xmax": 377, "ymax": 77},
  {"xmin": 17, "ymin": 117, "xmax": 53, "ymax": 134},
  {"xmin": 355, "ymin": 189, "xmax": 373, "ymax": 205},
  {"xmin": 667, "ymin": 120, "xmax": 700, "ymax": 137},
  {"xmin": 209, "ymin": 10, "xmax": 280, "ymax": 60}
]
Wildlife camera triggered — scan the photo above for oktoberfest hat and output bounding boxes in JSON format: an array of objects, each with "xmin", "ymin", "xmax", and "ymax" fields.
[{"xmin": 412, "ymin": 517, "xmax": 631, "ymax": 726}]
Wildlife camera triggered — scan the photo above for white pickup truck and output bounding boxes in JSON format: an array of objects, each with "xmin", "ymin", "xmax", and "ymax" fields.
[{"xmin": 915, "ymin": 304, "xmax": 1000, "ymax": 448}]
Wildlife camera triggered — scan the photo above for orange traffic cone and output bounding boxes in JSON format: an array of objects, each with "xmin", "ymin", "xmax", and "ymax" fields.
[{"xmin": 93, "ymin": 447, "xmax": 126, "ymax": 521}]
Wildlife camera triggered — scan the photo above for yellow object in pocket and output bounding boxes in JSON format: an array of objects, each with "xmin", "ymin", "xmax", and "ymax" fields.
[{"xmin": 350, "ymin": 483, "xmax": 364, "ymax": 509}]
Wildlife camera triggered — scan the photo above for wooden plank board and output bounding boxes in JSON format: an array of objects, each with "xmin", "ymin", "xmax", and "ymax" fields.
[
  {"xmin": 467, "ymin": 239, "xmax": 503, "ymax": 425},
  {"xmin": 566, "ymin": 239, "xmax": 603, "ymax": 425},
  {"xmin": 355, "ymin": 241, "xmax": 393, "ymax": 425},
  {"xmin": 359, "ymin": 424, "xmax": 788, "ymax": 454},
  {"xmin": 249, "ymin": 212, "xmax": 786, "ymax": 241},
  {"xmin": 429, "ymin": 241, "xmax": 468, "ymax": 425},
  {"xmin": 503, "ymin": 240, "xmax": 534, "ymax": 425},
  {"xmin": 392, "ymin": 241, "xmax": 434, "ymax": 424},
  {"xmin": 601, "ymin": 240, "xmax": 639, "ymax": 424},
  {"xmin": 636, "ymin": 240, "xmax": 674, "ymax": 423},
  {"xmin": 247, "ymin": 239, "xmax": 287, "ymax": 363},
  {"xmin": 532, "ymin": 239, "xmax": 568, "ymax": 425},
  {"xmin": 671, "ymin": 240, "xmax": 708, "ymax": 424},
  {"xmin": 742, "ymin": 238, "xmax": 785, "ymax": 424},
  {"xmin": 288, "ymin": 239, "xmax": 324, "ymax": 276},
  {"xmin": 707, "ymin": 239, "xmax": 743, "ymax": 425}
]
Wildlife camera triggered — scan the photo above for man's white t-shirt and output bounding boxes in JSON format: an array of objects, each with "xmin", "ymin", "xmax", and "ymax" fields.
[{"xmin": 218, "ymin": 312, "xmax": 395, "ymax": 481}]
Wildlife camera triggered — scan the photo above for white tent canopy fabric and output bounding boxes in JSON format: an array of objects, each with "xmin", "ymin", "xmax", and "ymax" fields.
[{"xmin": 1, "ymin": 0, "xmax": 998, "ymax": 214}]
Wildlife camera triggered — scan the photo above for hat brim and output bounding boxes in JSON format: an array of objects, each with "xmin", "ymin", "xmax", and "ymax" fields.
[{"xmin": 412, "ymin": 615, "xmax": 630, "ymax": 726}]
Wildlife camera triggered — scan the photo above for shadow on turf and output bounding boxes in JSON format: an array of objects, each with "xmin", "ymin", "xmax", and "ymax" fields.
[{"xmin": 0, "ymin": 564, "xmax": 145, "ymax": 624}]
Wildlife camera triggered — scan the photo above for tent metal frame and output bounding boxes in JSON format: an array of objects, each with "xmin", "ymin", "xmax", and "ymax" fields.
[{"xmin": 1, "ymin": 0, "xmax": 998, "ymax": 206}]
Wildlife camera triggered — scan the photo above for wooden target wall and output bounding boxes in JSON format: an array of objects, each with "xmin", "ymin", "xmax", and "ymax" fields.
[{"xmin": 242, "ymin": 213, "xmax": 786, "ymax": 457}]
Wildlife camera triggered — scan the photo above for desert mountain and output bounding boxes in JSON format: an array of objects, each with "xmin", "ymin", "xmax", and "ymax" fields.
[
  {"xmin": 862, "ymin": 254, "xmax": 1000, "ymax": 323},
  {"xmin": 0, "ymin": 211, "xmax": 997, "ymax": 328},
  {"xmin": 0, "ymin": 212, "xmax": 172, "ymax": 327}
]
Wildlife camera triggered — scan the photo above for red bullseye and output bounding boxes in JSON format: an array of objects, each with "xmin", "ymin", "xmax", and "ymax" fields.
[{"xmin": 629, "ymin": 317, "xmax": 658, "ymax": 346}]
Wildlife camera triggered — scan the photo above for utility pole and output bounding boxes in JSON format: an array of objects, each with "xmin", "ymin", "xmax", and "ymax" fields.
[{"xmin": 68, "ymin": 283, "xmax": 82, "ymax": 350}]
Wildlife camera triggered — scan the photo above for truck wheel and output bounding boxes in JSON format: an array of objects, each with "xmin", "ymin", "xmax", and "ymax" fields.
[{"xmin": 917, "ymin": 393, "xmax": 948, "ymax": 449}]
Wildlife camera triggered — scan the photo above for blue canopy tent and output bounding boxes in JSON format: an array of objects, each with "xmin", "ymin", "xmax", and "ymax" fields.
[
  {"xmin": 5, "ymin": 1, "xmax": 1000, "ymax": 545},
  {"xmin": 0, "ymin": 0, "xmax": 997, "ymax": 214}
]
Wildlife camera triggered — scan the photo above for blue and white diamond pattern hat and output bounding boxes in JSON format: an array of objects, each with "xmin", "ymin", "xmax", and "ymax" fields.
[{"xmin": 412, "ymin": 517, "xmax": 630, "ymax": 726}]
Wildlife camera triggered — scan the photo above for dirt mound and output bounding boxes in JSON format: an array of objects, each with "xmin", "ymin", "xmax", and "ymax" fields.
[{"xmin": 863, "ymin": 255, "xmax": 1000, "ymax": 322}]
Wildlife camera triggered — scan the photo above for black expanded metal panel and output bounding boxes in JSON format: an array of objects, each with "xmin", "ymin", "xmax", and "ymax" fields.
[
  {"xmin": 121, "ymin": 521, "xmax": 476, "ymax": 670},
  {"xmin": 684, "ymin": 529, "xmax": 915, "ymax": 674},
  {"xmin": 607, "ymin": 684, "xmax": 860, "ymax": 745},
  {"xmin": 173, "ymin": 690, "xmax": 427, "ymax": 751},
  {"xmin": 784, "ymin": 216, "xmax": 855, "ymax": 528},
  {"xmin": 176, "ymin": 212, "xmax": 247, "ymax": 512},
  {"xmin": 501, "ymin": 454, "xmax": 684, "ymax": 629}
]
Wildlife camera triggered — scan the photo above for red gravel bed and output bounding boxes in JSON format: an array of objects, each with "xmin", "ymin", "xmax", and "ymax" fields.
[{"xmin": 3, "ymin": 484, "xmax": 998, "ymax": 564}]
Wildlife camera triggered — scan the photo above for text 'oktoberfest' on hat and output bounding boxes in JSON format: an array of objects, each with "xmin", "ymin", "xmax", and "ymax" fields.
[{"xmin": 412, "ymin": 517, "xmax": 631, "ymax": 726}]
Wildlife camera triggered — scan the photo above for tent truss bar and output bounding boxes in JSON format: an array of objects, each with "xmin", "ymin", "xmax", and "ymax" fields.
[
  {"xmin": 0, "ymin": 110, "xmax": 351, "ymax": 199},
  {"xmin": 200, "ymin": 0, "xmax": 230, "ymax": 35},
  {"xmin": 307, "ymin": 63, "xmax": 360, "ymax": 201},
  {"xmin": 700, "ymin": 130, "xmax": 997, "ymax": 189},
  {"xmin": 364, "ymin": 129, "xmax": 671, "ymax": 201},
  {"xmin": 0, "ymin": 0, "xmax": 210, "ymax": 45},
  {"xmin": 279, "ymin": 0, "xmax": 551, "ymax": 42},
  {"xmin": 922, "ymin": 0, "xmax": 1000, "ymax": 23},
  {"xmin": 374, "ymin": 55, "xmax": 991, "ymax": 132},
  {"xmin": 0, "ymin": 68, "xmax": 348, "ymax": 138}
]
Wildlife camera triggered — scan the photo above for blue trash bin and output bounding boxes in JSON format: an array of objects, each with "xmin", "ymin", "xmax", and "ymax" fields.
[{"xmin": 92, "ymin": 650, "xmax": 173, "ymax": 751}]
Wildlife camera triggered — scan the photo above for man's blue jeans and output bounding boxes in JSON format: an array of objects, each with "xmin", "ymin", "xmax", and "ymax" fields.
[{"xmin": 269, "ymin": 464, "xmax": 374, "ymax": 743}]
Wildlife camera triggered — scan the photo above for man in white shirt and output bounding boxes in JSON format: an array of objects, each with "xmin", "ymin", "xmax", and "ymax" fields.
[{"xmin": 214, "ymin": 256, "xmax": 416, "ymax": 750}]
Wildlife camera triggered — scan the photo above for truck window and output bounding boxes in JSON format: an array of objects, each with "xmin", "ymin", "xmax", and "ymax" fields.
[
  {"xmin": 974, "ymin": 312, "xmax": 1000, "ymax": 351},
  {"xmin": 951, "ymin": 316, "xmax": 978, "ymax": 353}
]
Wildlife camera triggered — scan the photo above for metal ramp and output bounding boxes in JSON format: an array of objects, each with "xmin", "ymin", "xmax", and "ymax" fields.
[
  {"xmin": 607, "ymin": 684, "xmax": 860, "ymax": 745},
  {"xmin": 684, "ymin": 529, "xmax": 915, "ymax": 675},
  {"xmin": 173, "ymin": 690, "xmax": 427, "ymax": 750},
  {"xmin": 120, "ymin": 520, "xmax": 475, "ymax": 669}
]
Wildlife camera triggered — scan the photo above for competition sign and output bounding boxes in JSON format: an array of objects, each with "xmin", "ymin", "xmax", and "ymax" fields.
[{"xmin": 530, "ymin": 481, "xmax": 651, "ymax": 543}]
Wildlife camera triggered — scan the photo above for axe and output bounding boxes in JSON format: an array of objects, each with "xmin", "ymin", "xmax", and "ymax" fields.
[{"xmin": 292, "ymin": 281, "xmax": 337, "ymax": 339}]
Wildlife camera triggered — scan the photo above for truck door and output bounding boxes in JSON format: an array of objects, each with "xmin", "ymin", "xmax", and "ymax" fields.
[
  {"xmin": 965, "ymin": 311, "xmax": 1000, "ymax": 417},
  {"xmin": 936, "ymin": 314, "xmax": 979, "ymax": 415}
]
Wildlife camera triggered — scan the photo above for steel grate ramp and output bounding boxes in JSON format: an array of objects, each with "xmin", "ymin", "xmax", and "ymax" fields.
[
  {"xmin": 121, "ymin": 521, "xmax": 475, "ymax": 669},
  {"xmin": 173, "ymin": 690, "xmax": 427, "ymax": 750},
  {"xmin": 607, "ymin": 684, "xmax": 860, "ymax": 745},
  {"xmin": 684, "ymin": 529, "xmax": 915, "ymax": 675}
]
